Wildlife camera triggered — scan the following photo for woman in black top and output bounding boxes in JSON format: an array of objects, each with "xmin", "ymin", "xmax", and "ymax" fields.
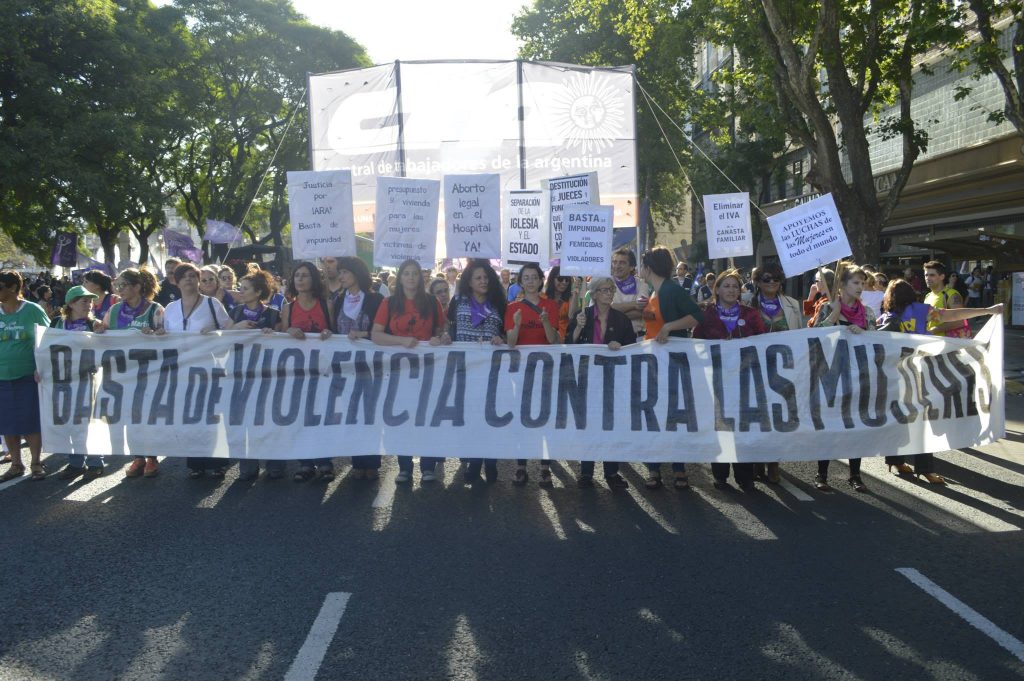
[
  {"xmin": 229, "ymin": 270, "xmax": 281, "ymax": 331},
  {"xmin": 566, "ymin": 276, "xmax": 633, "ymax": 488}
]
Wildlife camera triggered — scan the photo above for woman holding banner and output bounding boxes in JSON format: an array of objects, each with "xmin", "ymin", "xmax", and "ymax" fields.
[
  {"xmin": 876, "ymin": 279, "xmax": 1003, "ymax": 484},
  {"xmin": 333, "ymin": 256, "xmax": 385, "ymax": 481},
  {"xmin": 372, "ymin": 259, "xmax": 450, "ymax": 484},
  {"xmin": 0, "ymin": 270, "xmax": 52, "ymax": 482},
  {"xmin": 812, "ymin": 263, "xmax": 874, "ymax": 492},
  {"xmin": 567, "ymin": 276, "xmax": 633, "ymax": 489},
  {"xmin": 693, "ymin": 269, "xmax": 766, "ymax": 492},
  {"xmin": 97, "ymin": 268, "xmax": 165, "ymax": 478},
  {"xmin": 639, "ymin": 246, "xmax": 703, "ymax": 490},
  {"xmin": 281, "ymin": 262, "xmax": 337, "ymax": 482},
  {"xmin": 749, "ymin": 262, "xmax": 804, "ymax": 484},
  {"xmin": 506, "ymin": 262, "xmax": 561, "ymax": 486},
  {"xmin": 448, "ymin": 259, "xmax": 507, "ymax": 483},
  {"xmin": 229, "ymin": 270, "xmax": 281, "ymax": 331},
  {"xmin": 199, "ymin": 265, "xmax": 236, "ymax": 313},
  {"xmin": 162, "ymin": 263, "xmax": 232, "ymax": 480}
]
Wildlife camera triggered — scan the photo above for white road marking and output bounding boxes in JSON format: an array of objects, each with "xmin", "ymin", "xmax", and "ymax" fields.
[
  {"xmin": 284, "ymin": 592, "xmax": 352, "ymax": 681},
  {"xmin": 778, "ymin": 476, "xmax": 815, "ymax": 502},
  {"xmin": 896, "ymin": 568, "xmax": 1024, "ymax": 663}
]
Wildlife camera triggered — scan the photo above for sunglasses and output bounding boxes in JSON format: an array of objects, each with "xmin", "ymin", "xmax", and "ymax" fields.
[{"xmin": 759, "ymin": 276, "xmax": 781, "ymax": 283}]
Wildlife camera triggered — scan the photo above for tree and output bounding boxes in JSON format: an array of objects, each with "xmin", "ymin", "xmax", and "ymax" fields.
[
  {"xmin": 951, "ymin": 0, "xmax": 1023, "ymax": 134},
  {"xmin": 169, "ymin": 0, "xmax": 370, "ymax": 252}
]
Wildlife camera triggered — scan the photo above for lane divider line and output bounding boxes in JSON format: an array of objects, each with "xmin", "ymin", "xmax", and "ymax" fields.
[{"xmin": 284, "ymin": 591, "xmax": 352, "ymax": 681}]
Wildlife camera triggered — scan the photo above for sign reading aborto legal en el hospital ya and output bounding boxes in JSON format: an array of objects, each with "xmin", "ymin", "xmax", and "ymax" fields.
[
  {"xmin": 286, "ymin": 169, "xmax": 356, "ymax": 260},
  {"xmin": 443, "ymin": 174, "xmax": 501, "ymax": 259}
]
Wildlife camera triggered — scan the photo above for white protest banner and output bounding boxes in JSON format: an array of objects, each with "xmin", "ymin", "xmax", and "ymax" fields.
[
  {"xmin": 444, "ymin": 174, "xmax": 501, "ymax": 259},
  {"xmin": 502, "ymin": 189, "xmax": 549, "ymax": 265},
  {"xmin": 544, "ymin": 172, "xmax": 599, "ymax": 262},
  {"xmin": 35, "ymin": 318, "xmax": 1004, "ymax": 461},
  {"xmin": 704, "ymin": 193, "xmax": 752, "ymax": 259},
  {"xmin": 561, "ymin": 205, "xmax": 614, "ymax": 277},
  {"xmin": 767, "ymin": 193, "xmax": 852, "ymax": 277},
  {"xmin": 287, "ymin": 170, "xmax": 356, "ymax": 259},
  {"xmin": 373, "ymin": 176, "xmax": 440, "ymax": 268}
]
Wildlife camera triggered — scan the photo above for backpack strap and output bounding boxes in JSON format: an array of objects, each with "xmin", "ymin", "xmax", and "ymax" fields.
[{"xmin": 207, "ymin": 296, "xmax": 221, "ymax": 330}]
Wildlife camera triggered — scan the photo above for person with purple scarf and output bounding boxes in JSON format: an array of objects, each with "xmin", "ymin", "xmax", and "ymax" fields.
[
  {"xmin": 692, "ymin": 269, "xmax": 766, "ymax": 492},
  {"xmin": 448, "ymin": 260, "xmax": 507, "ymax": 483},
  {"xmin": 609, "ymin": 247, "xmax": 645, "ymax": 341}
]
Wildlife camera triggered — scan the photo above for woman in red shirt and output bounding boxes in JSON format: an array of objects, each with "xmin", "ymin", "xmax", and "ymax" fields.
[
  {"xmin": 280, "ymin": 262, "xmax": 335, "ymax": 482},
  {"xmin": 505, "ymin": 262, "xmax": 561, "ymax": 485},
  {"xmin": 692, "ymin": 269, "xmax": 766, "ymax": 493},
  {"xmin": 372, "ymin": 259, "xmax": 451, "ymax": 484}
]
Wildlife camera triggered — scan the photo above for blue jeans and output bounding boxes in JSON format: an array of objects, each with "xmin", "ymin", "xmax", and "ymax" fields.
[
  {"xmin": 398, "ymin": 456, "xmax": 440, "ymax": 473},
  {"xmin": 67, "ymin": 454, "xmax": 104, "ymax": 469}
]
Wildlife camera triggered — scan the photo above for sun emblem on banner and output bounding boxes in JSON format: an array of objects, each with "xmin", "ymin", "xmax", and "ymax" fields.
[{"xmin": 553, "ymin": 73, "xmax": 626, "ymax": 154}]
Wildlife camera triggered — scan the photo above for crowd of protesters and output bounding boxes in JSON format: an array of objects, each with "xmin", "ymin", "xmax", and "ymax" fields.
[{"xmin": 0, "ymin": 250, "xmax": 1005, "ymax": 494}]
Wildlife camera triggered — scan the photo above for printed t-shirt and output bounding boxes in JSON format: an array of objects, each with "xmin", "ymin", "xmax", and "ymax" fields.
[
  {"xmin": 924, "ymin": 287, "xmax": 970, "ymax": 338},
  {"xmin": 374, "ymin": 297, "xmax": 444, "ymax": 341},
  {"xmin": 0, "ymin": 300, "xmax": 51, "ymax": 380},
  {"xmin": 505, "ymin": 297, "xmax": 560, "ymax": 345}
]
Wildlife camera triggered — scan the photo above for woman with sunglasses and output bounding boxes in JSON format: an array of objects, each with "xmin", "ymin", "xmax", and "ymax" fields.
[
  {"xmin": 566, "ymin": 276, "xmax": 634, "ymax": 489},
  {"xmin": 0, "ymin": 270, "xmax": 52, "ymax": 482},
  {"xmin": 747, "ymin": 263, "xmax": 803, "ymax": 484},
  {"xmin": 218, "ymin": 266, "xmax": 238, "ymax": 295},
  {"xmin": 448, "ymin": 259, "xmax": 507, "ymax": 483},
  {"xmin": 332, "ymin": 256, "xmax": 385, "ymax": 480},
  {"xmin": 372, "ymin": 259, "xmax": 451, "ymax": 483},
  {"xmin": 692, "ymin": 269, "xmax": 767, "ymax": 492},
  {"xmin": 505, "ymin": 262, "xmax": 561, "ymax": 485},
  {"xmin": 97, "ymin": 268, "xmax": 165, "ymax": 478},
  {"xmin": 161, "ymin": 263, "xmax": 232, "ymax": 479},
  {"xmin": 639, "ymin": 246, "xmax": 703, "ymax": 490},
  {"xmin": 543, "ymin": 266, "xmax": 581, "ymax": 342},
  {"xmin": 199, "ymin": 265, "xmax": 236, "ymax": 313},
  {"xmin": 281, "ymin": 262, "xmax": 335, "ymax": 481},
  {"xmin": 811, "ymin": 262, "xmax": 874, "ymax": 492}
]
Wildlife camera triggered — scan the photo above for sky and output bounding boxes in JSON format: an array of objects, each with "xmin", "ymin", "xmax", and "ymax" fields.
[{"xmin": 291, "ymin": 0, "xmax": 529, "ymax": 63}]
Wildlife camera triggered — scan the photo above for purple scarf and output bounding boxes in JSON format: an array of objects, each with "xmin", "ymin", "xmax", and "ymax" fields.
[
  {"xmin": 64, "ymin": 317, "xmax": 90, "ymax": 331},
  {"xmin": 613, "ymin": 274, "xmax": 638, "ymax": 296},
  {"xmin": 758, "ymin": 294, "xmax": 782, "ymax": 319},
  {"xmin": 469, "ymin": 297, "xmax": 495, "ymax": 327},
  {"xmin": 117, "ymin": 300, "xmax": 146, "ymax": 328},
  {"xmin": 717, "ymin": 303, "xmax": 741, "ymax": 334},
  {"xmin": 242, "ymin": 304, "xmax": 264, "ymax": 322}
]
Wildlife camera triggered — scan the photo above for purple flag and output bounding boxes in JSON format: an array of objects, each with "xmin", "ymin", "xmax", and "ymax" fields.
[
  {"xmin": 204, "ymin": 219, "xmax": 242, "ymax": 244},
  {"xmin": 51, "ymin": 232, "xmax": 77, "ymax": 267},
  {"xmin": 162, "ymin": 229, "xmax": 203, "ymax": 262}
]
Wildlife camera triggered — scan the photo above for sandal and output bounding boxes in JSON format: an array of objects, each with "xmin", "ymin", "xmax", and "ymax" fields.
[
  {"xmin": 210, "ymin": 468, "xmax": 226, "ymax": 480},
  {"xmin": 813, "ymin": 474, "xmax": 832, "ymax": 491},
  {"xmin": 1, "ymin": 464, "xmax": 25, "ymax": 482},
  {"xmin": 513, "ymin": 468, "xmax": 528, "ymax": 486},
  {"xmin": 188, "ymin": 469, "xmax": 204, "ymax": 480},
  {"xmin": 318, "ymin": 467, "xmax": 335, "ymax": 482},
  {"xmin": 30, "ymin": 463, "xmax": 47, "ymax": 481},
  {"xmin": 644, "ymin": 474, "xmax": 663, "ymax": 490},
  {"xmin": 848, "ymin": 476, "xmax": 868, "ymax": 493},
  {"xmin": 293, "ymin": 468, "xmax": 315, "ymax": 482},
  {"xmin": 673, "ymin": 475, "xmax": 689, "ymax": 489}
]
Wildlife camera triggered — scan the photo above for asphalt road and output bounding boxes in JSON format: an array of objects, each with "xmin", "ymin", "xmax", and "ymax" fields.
[{"xmin": 1, "ymin": 330, "xmax": 1023, "ymax": 681}]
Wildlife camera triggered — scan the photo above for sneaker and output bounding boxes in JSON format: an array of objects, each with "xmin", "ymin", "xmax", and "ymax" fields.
[
  {"xmin": 813, "ymin": 474, "xmax": 832, "ymax": 491},
  {"xmin": 125, "ymin": 458, "xmax": 146, "ymax": 478},
  {"xmin": 84, "ymin": 466, "xmax": 104, "ymax": 480},
  {"xmin": 58, "ymin": 465, "xmax": 86, "ymax": 481},
  {"xmin": 421, "ymin": 469, "xmax": 437, "ymax": 483},
  {"xmin": 395, "ymin": 471, "xmax": 411, "ymax": 484},
  {"xmin": 143, "ymin": 458, "xmax": 159, "ymax": 478}
]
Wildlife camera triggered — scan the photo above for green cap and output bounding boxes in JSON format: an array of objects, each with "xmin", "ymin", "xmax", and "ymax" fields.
[{"xmin": 65, "ymin": 285, "xmax": 98, "ymax": 305}]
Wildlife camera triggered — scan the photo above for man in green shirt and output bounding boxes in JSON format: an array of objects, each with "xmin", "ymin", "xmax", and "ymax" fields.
[{"xmin": 0, "ymin": 270, "xmax": 52, "ymax": 481}]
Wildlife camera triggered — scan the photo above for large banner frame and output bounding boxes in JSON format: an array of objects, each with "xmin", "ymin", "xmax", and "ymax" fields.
[
  {"xmin": 35, "ymin": 320, "xmax": 1004, "ymax": 462},
  {"xmin": 308, "ymin": 60, "xmax": 639, "ymax": 237}
]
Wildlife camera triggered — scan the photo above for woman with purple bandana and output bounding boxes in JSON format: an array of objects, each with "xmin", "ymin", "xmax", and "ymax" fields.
[
  {"xmin": 610, "ymin": 247, "xmax": 645, "ymax": 341},
  {"xmin": 448, "ymin": 259, "xmax": 507, "ymax": 483}
]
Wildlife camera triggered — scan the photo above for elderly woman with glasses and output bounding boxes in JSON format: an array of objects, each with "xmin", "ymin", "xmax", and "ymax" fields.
[
  {"xmin": 566, "ymin": 276, "xmax": 635, "ymax": 489},
  {"xmin": 747, "ymin": 263, "xmax": 804, "ymax": 484}
]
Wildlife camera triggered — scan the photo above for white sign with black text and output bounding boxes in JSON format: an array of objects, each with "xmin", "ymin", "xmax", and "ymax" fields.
[
  {"xmin": 767, "ymin": 193, "xmax": 852, "ymax": 277},
  {"xmin": 287, "ymin": 170, "xmax": 356, "ymax": 260},
  {"xmin": 502, "ymin": 189, "xmax": 549, "ymax": 265},
  {"xmin": 373, "ymin": 176, "xmax": 441, "ymax": 268},
  {"xmin": 704, "ymin": 192, "xmax": 752, "ymax": 259},
  {"xmin": 560, "ymin": 205, "xmax": 614, "ymax": 278},
  {"xmin": 443, "ymin": 174, "xmax": 501, "ymax": 259},
  {"xmin": 544, "ymin": 172, "xmax": 599, "ymax": 262}
]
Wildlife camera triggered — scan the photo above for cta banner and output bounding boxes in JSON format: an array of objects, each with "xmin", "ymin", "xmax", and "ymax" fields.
[{"xmin": 35, "ymin": 319, "xmax": 1004, "ymax": 461}]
